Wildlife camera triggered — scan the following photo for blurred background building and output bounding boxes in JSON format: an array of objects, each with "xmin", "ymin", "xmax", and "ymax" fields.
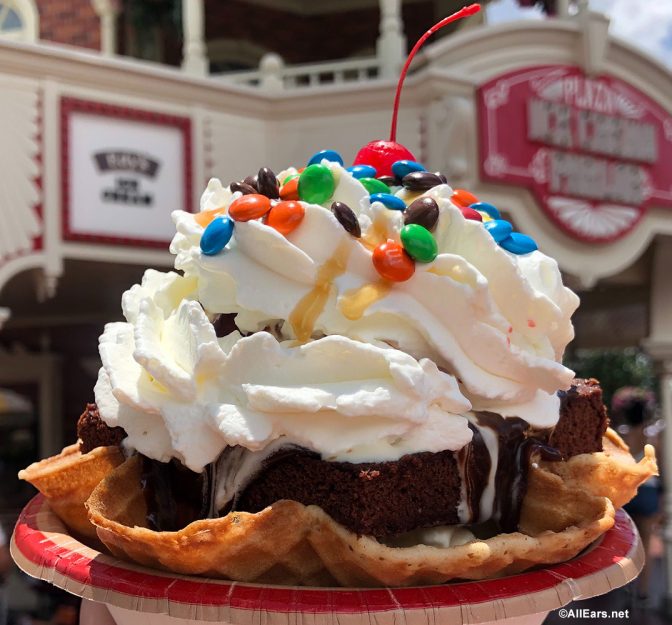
[{"xmin": 0, "ymin": 0, "xmax": 670, "ymax": 623}]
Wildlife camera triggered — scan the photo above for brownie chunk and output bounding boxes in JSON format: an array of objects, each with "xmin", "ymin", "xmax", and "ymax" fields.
[
  {"xmin": 77, "ymin": 403, "xmax": 126, "ymax": 453},
  {"xmin": 549, "ymin": 378, "xmax": 608, "ymax": 457},
  {"xmin": 235, "ymin": 449, "xmax": 462, "ymax": 537}
]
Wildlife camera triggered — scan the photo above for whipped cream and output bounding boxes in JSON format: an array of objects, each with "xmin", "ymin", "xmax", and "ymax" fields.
[
  {"xmin": 95, "ymin": 269, "xmax": 472, "ymax": 472},
  {"xmin": 96, "ymin": 161, "xmax": 579, "ymax": 473},
  {"xmin": 171, "ymin": 163, "xmax": 578, "ymax": 428}
]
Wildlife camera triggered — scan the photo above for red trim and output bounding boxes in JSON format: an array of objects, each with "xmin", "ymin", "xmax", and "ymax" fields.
[
  {"xmin": 476, "ymin": 65, "xmax": 671, "ymax": 244},
  {"xmin": 60, "ymin": 97, "xmax": 193, "ymax": 249},
  {"xmin": 12, "ymin": 495, "xmax": 637, "ymax": 614}
]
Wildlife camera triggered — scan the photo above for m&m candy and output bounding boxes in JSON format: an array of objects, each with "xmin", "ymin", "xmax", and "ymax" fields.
[
  {"xmin": 307, "ymin": 149, "xmax": 344, "ymax": 166},
  {"xmin": 484, "ymin": 219, "xmax": 513, "ymax": 243},
  {"xmin": 460, "ymin": 206, "xmax": 483, "ymax": 222},
  {"xmin": 370, "ymin": 193, "xmax": 406, "ymax": 211},
  {"xmin": 372, "ymin": 240, "xmax": 415, "ymax": 282},
  {"xmin": 470, "ymin": 201, "xmax": 501, "ymax": 220},
  {"xmin": 400, "ymin": 224, "xmax": 437, "ymax": 263},
  {"xmin": 346, "ymin": 164, "xmax": 377, "ymax": 179},
  {"xmin": 194, "ymin": 207, "xmax": 226, "ymax": 228},
  {"xmin": 265, "ymin": 201, "xmax": 305, "ymax": 235},
  {"xmin": 452, "ymin": 189, "xmax": 479, "ymax": 207},
  {"xmin": 404, "ymin": 197, "xmax": 439, "ymax": 231},
  {"xmin": 298, "ymin": 164, "xmax": 336, "ymax": 204},
  {"xmin": 279, "ymin": 176, "xmax": 300, "ymax": 200},
  {"xmin": 392, "ymin": 160, "xmax": 425, "ymax": 179},
  {"xmin": 499, "ymin": 232, "xmax": 538, "ymax": 255},
  {"xmin": 257, "ymin": 167, "xmax": 280, "ymax": 199},
  {"xmin": 200, "ymin": 216, "xmax": 234, "ymax": 256},
  {"xmin": 331, "ymin": 201, "xmax": 361, "ymax": 237},
  {"xmin": 228, "ymin": 194, "xmax": 272, "ymax": 221},
  {"xmin": 360, "ymin": 177, "xmax": 390, "ymax": 195}
]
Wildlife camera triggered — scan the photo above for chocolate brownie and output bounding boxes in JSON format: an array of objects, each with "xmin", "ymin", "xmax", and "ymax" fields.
[
  {"xmin": 236, "ymin": 449, "xmax": 462, "ymax": 537},
  {"xmin": 140, "ymin": 378, "xmax": 610, "ymax": 536},
  {"xmin": 549, "ymin": 378, "xmax": 608, "ymax": 457},
  {"xmin": 77, "ymin": 403, "xmax": 126, "ymax": 453}
]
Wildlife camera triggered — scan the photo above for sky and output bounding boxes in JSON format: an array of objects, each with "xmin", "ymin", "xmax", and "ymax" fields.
[{"xmin": 486, "ymin": 0, "xmax": 672, "ymax": 68}]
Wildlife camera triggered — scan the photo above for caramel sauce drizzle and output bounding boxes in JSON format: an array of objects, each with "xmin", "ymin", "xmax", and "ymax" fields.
[
  {"xmin": 360, "ymin": 217, "xmax": 389, "ymax": 251},
  {"xmin": 289, "ymin": 241, "xmax": 351, "ymax": 343},
  {"xmin": 339, "ymin": 281, "xmax": 391, "ymax": 320}
]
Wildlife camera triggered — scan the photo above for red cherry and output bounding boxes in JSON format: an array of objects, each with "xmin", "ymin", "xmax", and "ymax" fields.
[
  {"xmin": 353, "ymin": 5, "xmax": 480, "ymax": 178},
  {"xmin": 353, "ymin": 140, "xmax": 416, "ymax": 178}
]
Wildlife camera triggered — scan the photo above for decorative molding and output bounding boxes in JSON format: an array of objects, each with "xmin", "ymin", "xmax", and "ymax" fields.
[
  {"xmin": 0, "ymin": 0, "xmax": 39, "ymax": 42},
  {"xmin": 0, "ymin": 76, "xmax": 42, "ymax": 277},
  {"xmin": 207, "ymin": 37, "xmax": 268, "ymax": 68},
  {"xmin": 237, "ymin": 0, "xmax": 426, "ymax": 15}
]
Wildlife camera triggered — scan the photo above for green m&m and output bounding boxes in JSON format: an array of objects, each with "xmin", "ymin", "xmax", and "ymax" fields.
[
  {"xmin": 400, "ymin": 223, "xmax": 438, "ymax": 263},
  {"xmin": 359, "ymin": 177, "xmax": 390, "ymax": 195},
  {"xmin": 298, "ymin": 164, "xmax": 335, "ymax": 204}
]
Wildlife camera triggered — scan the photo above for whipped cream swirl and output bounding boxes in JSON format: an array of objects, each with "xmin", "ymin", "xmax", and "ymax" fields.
[
  {"xmin": 95, "ymin": 269, "xmax": 472, "ymax": 472},
  {"xmin": 171, "ymin": 163, "xmax": 578, "ymax": 428},
  {"xmin": 96, "ymin": 161, "xmax": 579, "ymax": 470}
]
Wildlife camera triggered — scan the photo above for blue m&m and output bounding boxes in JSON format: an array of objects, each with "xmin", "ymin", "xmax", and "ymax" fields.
[
  {"xmin": 370, "ymin": 193, "xmax": 406, "ymax": 211},
  {"xmin": 347, "ymin": 164, "xmax": 377, "ymax": 179},
  {"xmin": 484, "ymin": 219, "xmax": 513, "ymax": 243},
  {"xmin": 470, "ymin": 202, "xmax": 501, "ymax": 220},
  {"xmin": 307, "ymin": 149, "xmax": 343, "ymax": 166},
  {"xmin": 391, "ymin": 160, "xmax": 425, "ymax": 179},
  {"xmin": 499, "ymin": 232, "xmax": 538, "ymax": 255},
  {"xmin": 201, "ymin": 216, "xmax": 234, "ymax": 255}
]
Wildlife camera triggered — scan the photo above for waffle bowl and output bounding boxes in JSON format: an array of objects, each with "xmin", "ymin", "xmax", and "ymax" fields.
[
  {"xmin": 18, "ymin": 443, "xmax": 124, "ymax": 540},
  {"xmin": 11, "ymin": 493, "xmax": 643, "ymax": 625},
  {"xmin": 82, "ymin": 427, "xmax": 655, "ymax": 588},
  {"xmin": 85, "ymin": 453, "xmax": 617, "ymax": 587}
]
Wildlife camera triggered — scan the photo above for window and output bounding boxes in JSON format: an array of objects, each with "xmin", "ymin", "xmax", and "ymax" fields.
[{"xmin": 0, "ymin": 0, "xmax": 38, "ymax": 42}]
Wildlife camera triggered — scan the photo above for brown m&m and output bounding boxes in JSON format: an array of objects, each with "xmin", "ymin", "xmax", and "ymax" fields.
[{"xmin": 331, "ymin": 201, "xmax": 361, "ymax": 237}]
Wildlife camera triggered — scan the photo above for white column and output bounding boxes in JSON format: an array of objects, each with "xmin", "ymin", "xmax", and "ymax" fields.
[
  {"xmin": 182, "ymin": 0, "xmax": 208, "ymax": 77},
  {"xmin": 259, "ymin": 53, "xmax": 284, "ymax": 92},
  {"xmin": 377, "ymin": 0, "xmax": 406, "ymax": 80},
  {"xmin": 92, "ymin": 0, "xmax": 120, "ymax": 56}
]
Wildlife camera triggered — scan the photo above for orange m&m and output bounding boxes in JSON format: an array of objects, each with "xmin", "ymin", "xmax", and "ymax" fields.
[
  {"xmin": 228, "ymin": 194, "xmax": 272, "ymax": 222},
  {"xmin": 279, "ymin": 176, "xmax": 300, "ymax": 201},
  {"xmin": 452, "ymin": 189, "xmax": 479, "ymax": 207},
  {"xmin": 372, "ymin": 239, "xmax": 415, "ymax": 282},
  {"xmin": 194, "ymin": 207, "xmax": 227, "ymax": 228},
  {"xmin": 265, "ymin": 201, "xmax": 305, "ymax": 235}
]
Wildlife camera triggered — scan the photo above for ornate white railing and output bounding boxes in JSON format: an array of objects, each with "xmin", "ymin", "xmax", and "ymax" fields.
[{"xmin": 217, "ymin": 54, "xmax": 381, "ymax": 90}]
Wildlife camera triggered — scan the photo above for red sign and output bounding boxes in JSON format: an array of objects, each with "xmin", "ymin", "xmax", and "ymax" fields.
[{"xmin": 478, "ymin": 66, "xmax": 672, "ymax": 243}]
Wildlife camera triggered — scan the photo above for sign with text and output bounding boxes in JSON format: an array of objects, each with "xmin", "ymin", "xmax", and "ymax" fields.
[
  {"xmin": 62, "ymin": 98, "xmax": 192, "ymax": 247},
  {"xmin": 478, "ymin": 66, "xmax": 672, "ymax": 242}
]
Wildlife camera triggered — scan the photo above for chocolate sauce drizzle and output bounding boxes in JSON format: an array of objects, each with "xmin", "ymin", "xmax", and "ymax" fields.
[
  {"xmin": 464, "ymin": 412, "xmax": 563, "ymax": 533},
  {"xmin": 141, "ymin": 457, "xmax": 211, "ymax": 531}
]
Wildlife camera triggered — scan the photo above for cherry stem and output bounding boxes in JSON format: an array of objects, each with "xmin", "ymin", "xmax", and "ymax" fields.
[{"xmin": 389, "ymin": 3, "xmax": 481, "ymax": 143}]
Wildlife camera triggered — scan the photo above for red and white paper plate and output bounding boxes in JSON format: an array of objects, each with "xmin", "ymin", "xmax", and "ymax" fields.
[{"xmin": 11, "ymin": 495, "xmax": 643, "ymax": 625}]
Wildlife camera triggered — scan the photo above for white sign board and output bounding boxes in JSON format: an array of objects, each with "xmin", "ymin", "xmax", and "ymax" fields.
[{"xmin": 63, "ymin": 99, "xmax": 191, "ymax": 246}]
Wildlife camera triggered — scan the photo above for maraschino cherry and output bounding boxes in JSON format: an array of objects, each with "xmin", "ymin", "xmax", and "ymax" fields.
[{"xmin": 353, "ymin": 4, "xmax": 481, "ymax": 177}]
